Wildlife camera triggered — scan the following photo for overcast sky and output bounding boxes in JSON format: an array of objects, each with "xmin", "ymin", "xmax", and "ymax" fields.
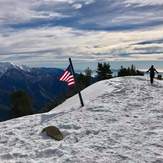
[{"xmin": 0, "ymin": 0, "xmax": 163, "ymax": 68}]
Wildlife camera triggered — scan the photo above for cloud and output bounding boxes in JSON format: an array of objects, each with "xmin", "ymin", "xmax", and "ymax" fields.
[
  {"xmin": 72, "ymin": 3, "xmax": 83, "ymax": 9},
  {"xmin": 0, "ymin": 0, "xmax": 163, "ymax": 66},
  {"xmin": 1, "ymin": 0, "xmax": 163, "ymax": 31},
  {"xmin": 0, "ymin": 25, "xmax": 163, "ymax": 66},
  {"xmin": 0, "ymin": 0, "xmax": 70, "ymax": 26},
  {"xmin": 124, "ymin": 0, "xmax": 163, "ymax": 6}
]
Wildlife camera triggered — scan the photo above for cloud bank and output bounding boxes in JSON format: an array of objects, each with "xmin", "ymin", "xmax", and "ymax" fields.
[{"xmin": 0, "ymin": 0, "xmax": 163, "ymax": 66}]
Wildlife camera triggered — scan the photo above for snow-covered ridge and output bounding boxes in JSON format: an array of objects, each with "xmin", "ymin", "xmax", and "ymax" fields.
[
  {"xmin": 0, "ymin": 62, "xmax": 31, "ymax": 76},
  {"xmin": 0, "ymin": 62, "xmax": 18, "ymax": 75},
  {"xmin": 0, "ymin": 76, "xmax": 163, "ymax": 163}
]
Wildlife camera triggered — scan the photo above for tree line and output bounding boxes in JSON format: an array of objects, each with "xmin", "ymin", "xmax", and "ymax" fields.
[{"xmin": 9, "ymin": 63, "xmax": 152, "ymax": 118}]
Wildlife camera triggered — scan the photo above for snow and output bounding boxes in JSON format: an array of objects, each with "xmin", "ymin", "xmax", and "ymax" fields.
[
  {"xmin": 0, "ymin": 62, "xmax": 17, "ymax": 75},
  {"xmin": 0, "ymin": 76, "xmax": 163, "ymax": 163},
  {"xmin": 19, "ymin": 65, "xmax": 31, "ymax": 72},
  {"xmin": 0, "ymin": 62, "xmax": 31, "ymax": 76}
]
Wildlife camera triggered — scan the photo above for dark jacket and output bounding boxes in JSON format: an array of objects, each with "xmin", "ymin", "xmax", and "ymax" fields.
[{"xmin": 147, "ymin": 66, "xmax": 158, "ymax": 78}]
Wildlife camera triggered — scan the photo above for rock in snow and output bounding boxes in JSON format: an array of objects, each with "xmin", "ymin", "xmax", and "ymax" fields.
[
  {"xmin": 0, "ymin": 76, "xmax": 163, "ymax": 163},
  {"xmin": 42, "ymin": 126, "xmax": 64, "ymax": 141}
]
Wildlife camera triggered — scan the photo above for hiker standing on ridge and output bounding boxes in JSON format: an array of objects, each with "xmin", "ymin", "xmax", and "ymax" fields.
[{"xmin": 146, "ymin": 65, "xmax": 158, "ymax": 84}]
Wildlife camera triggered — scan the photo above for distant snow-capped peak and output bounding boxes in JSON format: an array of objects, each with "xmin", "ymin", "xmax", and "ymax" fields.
[
  {"xmin": 19, "ymin": 65, "xmax": 31, "ymax": 72},
  {"xmin": 0, "ymin": 62, "xmax": 18, "ymax": 74},
  {"xmin": 0, "ymin": 62, "xmax": 31, "ymax": 76}
]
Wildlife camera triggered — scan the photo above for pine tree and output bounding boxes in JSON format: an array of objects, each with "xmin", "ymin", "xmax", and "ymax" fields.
[
  {"xmin": 84, "ymin": 67, "xmax": 92, "ymax": 86},
  {"xmin": 96, "ymin": 62, "xmax": 112, "ymax": 80},
  {"xmin": 118, "ymin": 65, "xmax": 144, "ymax": 77},
  {"xmin": 10, "ymin": 90, "xmax": 33, "ymax": 117}
]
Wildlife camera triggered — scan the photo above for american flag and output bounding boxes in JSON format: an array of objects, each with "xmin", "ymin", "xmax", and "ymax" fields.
[{"xmin": 59, "ymin": 65, "xmax": 75, "ymax": 86}]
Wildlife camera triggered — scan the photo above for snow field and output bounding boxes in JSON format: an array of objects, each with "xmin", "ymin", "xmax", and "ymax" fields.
[{"xmin": 0, "ymin": 76, "xmax": 163, "ymax": 163}]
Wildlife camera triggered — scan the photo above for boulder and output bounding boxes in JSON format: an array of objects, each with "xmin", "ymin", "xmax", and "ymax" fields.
[{"xmin": 42, "ymin": 126, "xmax": 64, "ymax": 141}]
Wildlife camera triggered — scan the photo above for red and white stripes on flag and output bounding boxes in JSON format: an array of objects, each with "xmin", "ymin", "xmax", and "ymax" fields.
[{"xmin": 59, "ymin": 65, "xmax": 75, "ymax": 86}]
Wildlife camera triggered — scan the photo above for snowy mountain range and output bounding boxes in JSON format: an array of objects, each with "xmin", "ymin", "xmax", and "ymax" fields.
[
  {"xmin": 0, "ymin": 62, "xmax": 67, "ymax": 121},
  {"xmin": 0, "ymin": 76, "xmax": 163, "ymax": 162},
  {"xmin": 0, "ymin": 62, "xmax": 56, "ymax": 76},
  {"xmin": 0, "ymin": 62, "xmax": 19, "ymax": 76}
]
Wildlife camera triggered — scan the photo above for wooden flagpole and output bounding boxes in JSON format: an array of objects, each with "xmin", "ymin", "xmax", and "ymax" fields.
[{"xmin": 69, "ymin": 58, "xmax": 84, "ymax": 107}]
